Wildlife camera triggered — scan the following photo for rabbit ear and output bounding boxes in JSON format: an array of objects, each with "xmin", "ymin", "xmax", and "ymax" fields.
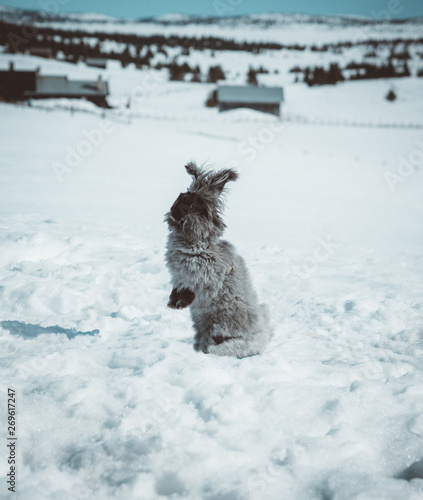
[
  {"xmin": 185, "ymin": 161, "xmax": 201, "ymax": 179},
  {"xmin": 209, "ymin": 169, "xmax": 239, "ymax": 194}
]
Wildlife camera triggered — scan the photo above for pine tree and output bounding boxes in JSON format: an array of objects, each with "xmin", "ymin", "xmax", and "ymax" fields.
[
  {"xmin": 328, "ymin": 63, "xmax": 344, "ymax": 84},
  {"xmin": 169, "ymin": 62, "xmax": 184, "ymax": 81},
  {"xmin": 247, "ymin": 67, "xmax": 258, "ymax": 86},
  {"xmin": 121, "ymin": 46, "xmax": 131, "ymax": 68},
  {"xmin": 207, "ymin": 65, "xmax": 225, "ymax": 83}
]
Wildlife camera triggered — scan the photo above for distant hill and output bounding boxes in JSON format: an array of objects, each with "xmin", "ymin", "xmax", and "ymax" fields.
[{"xmin": 0, "ymin": 5, "xmax": 422, "ymax": 28}]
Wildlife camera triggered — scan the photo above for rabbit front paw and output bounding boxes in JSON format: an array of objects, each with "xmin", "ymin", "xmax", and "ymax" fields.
[{"xmin": 168, "ymin": 287, "xmax": 195, "ymax": 309}]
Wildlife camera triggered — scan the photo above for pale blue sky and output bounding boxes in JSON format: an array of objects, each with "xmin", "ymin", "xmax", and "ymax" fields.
[{"xmin": 3, "ymin": 0, "xmax": 423, "ymax": 19}]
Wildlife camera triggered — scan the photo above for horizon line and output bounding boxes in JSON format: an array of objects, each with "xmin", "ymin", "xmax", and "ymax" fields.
[{"xmin": 1, "ymin": 5, "xmax": 422, "ymax": 21}]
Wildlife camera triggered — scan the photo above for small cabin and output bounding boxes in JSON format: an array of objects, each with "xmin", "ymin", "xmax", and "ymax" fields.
[
  {"xmin": 26, "ymin": 75, "xmax": 109, "ymax": 107},
  {"xmin": 0, "ymin": 63, "xmax": 110, "ymax": 107},
  {"xmin": 28, "ymin": 47, "xmax": 54, "ymax": 59},
  {"xmin": 0, "ymin": 63, "xmax": 37, "ymax": 99},
  {"xmin": 85, "ymin": 58, "xmax": 108, "ymax": 69},
  {"xmin": 217, "ymin": 84, "xmax": 284, "ymax": 117}
]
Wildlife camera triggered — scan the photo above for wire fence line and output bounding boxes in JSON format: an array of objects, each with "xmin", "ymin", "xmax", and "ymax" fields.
[
  {"xmin": 284, "ymin": 112, "xmax": 423, "ymax": 129},
  {"xmin": 8, "ymin": 101, "xmax": 423, "ymax": 130}
]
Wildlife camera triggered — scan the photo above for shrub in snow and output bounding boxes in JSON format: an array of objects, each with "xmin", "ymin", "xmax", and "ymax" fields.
[
  {"xmin": 247, "ymin": 66, "xmax": 258, "ymax": 86},
  {"xmin": 386, "ymin": 89, "xmax": 397, "ymax": 101}
]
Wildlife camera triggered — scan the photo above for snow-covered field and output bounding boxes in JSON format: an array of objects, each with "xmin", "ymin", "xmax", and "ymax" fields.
[
  {"xmin": 1, "ymin": 39, "xmax": 423, "ymax": 500},
  {"xmin": 3, "ymin": 8, "xmax": 422, "ymax": 45}
]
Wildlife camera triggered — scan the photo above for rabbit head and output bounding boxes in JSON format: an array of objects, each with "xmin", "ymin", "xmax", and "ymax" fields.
[{"xmin": 165, "ymin": 162, "xmax": 238, "ymax": 241}]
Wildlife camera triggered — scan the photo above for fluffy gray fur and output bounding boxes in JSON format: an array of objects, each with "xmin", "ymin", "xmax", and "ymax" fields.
[{"xmin": 164, "ymin": 162, "xmax": 273, "ymax": 358}]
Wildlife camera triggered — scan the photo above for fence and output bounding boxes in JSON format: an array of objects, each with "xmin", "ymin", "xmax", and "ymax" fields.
[{"xmin": 9, "ymin": 101, "xmax": 423, "ymax": 130}]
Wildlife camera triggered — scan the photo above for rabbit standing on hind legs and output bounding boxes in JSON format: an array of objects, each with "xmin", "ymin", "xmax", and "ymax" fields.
[{"xmin": 165, "ymin": 162, "xmax": 273, "ymax": 358}]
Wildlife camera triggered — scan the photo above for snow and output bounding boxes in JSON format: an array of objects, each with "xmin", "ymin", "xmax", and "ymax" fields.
[
  {"xmin": 63, "ymin": 12, "xmax": 118, "ymax": 22},
  {"xmin": 1, "ymin": 37, "xmax": 423, "ymax": 500},
  {"xmin": 4, "ymin": 8, "xmax": 421, "ymax": 45},
  {"xmin": 153, "ymin": 13, "xmax": 195, "ymax": 22},
  {"xmin": 33, "ymin": 21, "xmax": 423, "ymax": 45}
]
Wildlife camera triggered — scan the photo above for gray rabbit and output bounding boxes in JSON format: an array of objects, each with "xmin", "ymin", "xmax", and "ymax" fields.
[{"xmin": 165, "ymin": 162, "xmax": 272, "ymax": 358}]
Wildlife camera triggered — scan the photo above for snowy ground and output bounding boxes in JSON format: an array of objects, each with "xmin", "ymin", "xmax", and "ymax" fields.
[{"xmin": 1, "ymin": 49, "xmax": 423, "ymax": 500}]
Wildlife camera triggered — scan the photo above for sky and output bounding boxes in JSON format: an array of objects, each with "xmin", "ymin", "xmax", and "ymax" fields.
[{"xmin": 2, "ymin": 0, "xmax": 423, "ymax": 19}]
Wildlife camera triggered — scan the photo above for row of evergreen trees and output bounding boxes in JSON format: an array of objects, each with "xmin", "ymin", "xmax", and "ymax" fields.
[
  {"xmin": 2, "ymin": 20, "xmax": 421, "ymax": 62},
  {"xmin": 296, "ymin": 61, "xmax": 412, "ymax": 86},
  {"xmin": 1, "ymin": 19, "xmax": 420, "ymax": 87},
  {"xmin": 168, "ymin": 64, "xmax": 271, "ymax": 85},
  {"xmin": 348, "ymin": 61, "xmax": 410, "ymax": 80},
  {"xmin": 303, "ymin": 64, "xmax": 344, "ymax": 86},
  {"xmin": 307, "ymin": 37, "xmax": 423, "ymax": 52},
  {"xmin": 166, "ymin": 63, "xmax": 226, "ymax": 83},
  {"xmin": 0, "ymin": 19, "xmax": 286, "ymax": 58}
]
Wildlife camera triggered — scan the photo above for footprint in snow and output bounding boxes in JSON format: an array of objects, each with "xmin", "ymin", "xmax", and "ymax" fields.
[{"xmin": 344, "ymin": 300, "xmax": 356, "ymax": 312}]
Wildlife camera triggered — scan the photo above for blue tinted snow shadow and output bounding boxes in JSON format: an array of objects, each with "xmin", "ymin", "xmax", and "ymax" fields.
[
  {"xmin": 396, "ymin": 457, "xmax": 423, "ymax": 481},
  {"xmin": 0, "ymin": 321, "xmax": 100, "ymax": 340}
]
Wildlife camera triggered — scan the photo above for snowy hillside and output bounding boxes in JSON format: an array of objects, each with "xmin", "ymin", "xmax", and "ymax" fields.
[
  {"xmin": 0, "ymin": 6, "xmax": 117, "ymax": 23},
  {"xmin": 1, "ymin": 6, "xmax": 423, "ymax": 43},
  {"xmin": 0, "ymin": 10, "xmax": 423, "ymax": 499},
  {"xmin": 2, "ymin": 6, "xmax": 423, "ymax": 92}
]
